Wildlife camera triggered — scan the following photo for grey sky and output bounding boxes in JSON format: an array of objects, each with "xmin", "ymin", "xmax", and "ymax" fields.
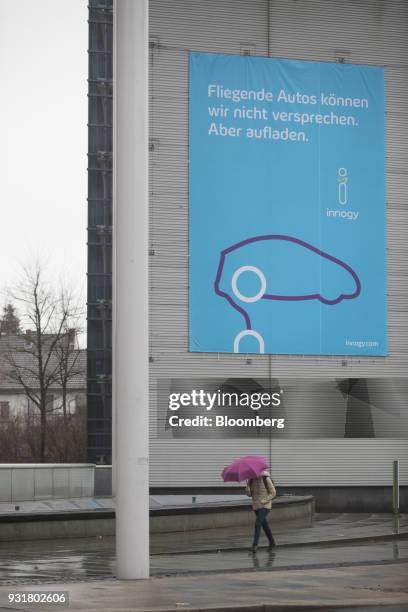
[{"xmin": 0, "ymin": 0, "xmax": 88, "ymax": 321}]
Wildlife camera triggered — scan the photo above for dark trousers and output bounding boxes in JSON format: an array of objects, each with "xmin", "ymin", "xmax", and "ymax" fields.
[{"xmin": 252, "ymin": 507, "xmax": 275, "ymax": 547}]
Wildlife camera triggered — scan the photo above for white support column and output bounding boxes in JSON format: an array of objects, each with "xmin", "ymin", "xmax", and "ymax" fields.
[{"xmin": 113, "ymin": 0, "xmax": 149, "ymax": 579}]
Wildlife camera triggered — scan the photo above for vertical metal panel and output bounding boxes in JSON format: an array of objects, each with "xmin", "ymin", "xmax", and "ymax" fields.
[
  {"xmin": 11, "ymin": 469, "xmax": 34, "ymax": 502},
  {"xmin": 149, "ymin": 0, "xmax": 408, "ymax": 486},
  {"xmin": 34, "ymin": 468, "xmax": 52, "ymax": 500},
  {"xmin": 87, "ymin": 0, "xmax": 113, "ymax": 464},
  {"xmin": 52, "ymin": 468, "xmax": 70, "ymax": 499},
  {"xmin": 0, "ymin": 469, "xmax": 12, "ymax": 502}
]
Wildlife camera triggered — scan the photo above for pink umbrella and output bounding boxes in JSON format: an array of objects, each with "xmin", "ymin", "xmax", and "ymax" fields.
[{"xmin": 221, "ymin": 455, "xmax": 269, "ymax": 482}]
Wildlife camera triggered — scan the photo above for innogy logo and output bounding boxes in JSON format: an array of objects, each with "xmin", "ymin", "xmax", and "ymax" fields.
[{"xmin": 338, "ymin": 167, "xmax": 348, "ymax": 205}]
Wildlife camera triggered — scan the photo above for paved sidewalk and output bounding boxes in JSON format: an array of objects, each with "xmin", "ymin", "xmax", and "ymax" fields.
[
  {"xmin": 0, "ymin": 562, "xmax": 407, "ymax": 611},
  {"xmin": 0, "ymin": 514, "xmax": 407, "ymax": 611},
  {"xmin": 149, "ymin": 513, "xmax": 408, "ymax": 555}
]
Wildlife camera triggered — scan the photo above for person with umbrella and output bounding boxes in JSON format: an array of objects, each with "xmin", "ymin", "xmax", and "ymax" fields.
[{"xmin": 222, "ymin": 455, "xmax": 276, "ymax": 553}]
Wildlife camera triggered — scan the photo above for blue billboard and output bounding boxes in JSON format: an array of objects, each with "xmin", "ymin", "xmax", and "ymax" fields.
[{"xmin": 189, "ymin": 52, "xmax": 386, "ymax": 356}]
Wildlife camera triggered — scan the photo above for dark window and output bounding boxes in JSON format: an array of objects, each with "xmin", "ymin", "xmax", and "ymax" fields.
[
  {"xmin": 0, "ymin": 401, "xmax": 10, "ymax": 420},
  {"xmin": 46, "ymin": 395, "xmax": 54, "ymax": 411}
]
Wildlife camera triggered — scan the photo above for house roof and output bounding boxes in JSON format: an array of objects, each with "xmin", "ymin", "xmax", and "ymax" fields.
[{"xmin": 0, "ymin": 334, "xmax": 86, "ymax": 392}]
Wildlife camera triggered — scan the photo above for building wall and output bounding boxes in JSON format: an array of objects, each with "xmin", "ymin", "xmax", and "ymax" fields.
[
  {"xmin": 87, "ymin": 0, "xmax": 113, "ymax": 464},
  {"xmin": 0, "ymin": 392, "xmax": 83, "ymax": 418},
  {"xmin": 148, "ymin": 0, "xmax": 408, "ymax": 487},
  {"xmin": 0, "ymin": 395, "xmax": 28, "ymax": 419}
]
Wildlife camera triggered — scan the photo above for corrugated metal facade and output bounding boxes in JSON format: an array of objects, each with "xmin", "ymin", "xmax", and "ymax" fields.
[
  {"xmin": 87, "ymin": 0, "xmax": 113, "ymax": 464},
  {"xmin": 148, "ymin": 0, "xmax": 408, "ymax": 486}
]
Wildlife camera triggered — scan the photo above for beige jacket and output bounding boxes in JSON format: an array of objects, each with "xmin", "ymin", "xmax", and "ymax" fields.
[{"xmin": 245, "ymin": 470, "xmax": 276, "ymax": 510}]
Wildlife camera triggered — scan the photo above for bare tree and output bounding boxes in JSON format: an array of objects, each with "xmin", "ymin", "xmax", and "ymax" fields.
[
  {"xmin": 1, "ymin": 264, "xmax": 85, "ymax": 462},
  {"xmin": 0, "ymin": 412, "xmax": 87, "ymax": 463},
  {"xmin": 46, "ymin": 412, "xmax": 87, "ymax": 462},
  {"xmin": 52, "ymin": 290, "xmax": 85, "ymax": 424}
]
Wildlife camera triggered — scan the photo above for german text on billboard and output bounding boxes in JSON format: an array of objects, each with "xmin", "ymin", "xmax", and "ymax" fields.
[{"xmin": 189, "ymin": 52, "xmax": 386, "ymax": 356}]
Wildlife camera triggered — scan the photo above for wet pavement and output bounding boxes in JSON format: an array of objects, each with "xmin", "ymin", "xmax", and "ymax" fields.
[
  {"xmin": 0, "ymin": 562, "xmax": 407, "ymax": 611},
  {"xmin": 0, "ymin": 514, "xmax": 407, "ymax": 610},
  {"xmin": 152, "ymin": 539, "xmax": 408, "ymax": 576},
  {"xmin": 0, "ymin": 514, "xmax": 406, "ymax": 585},
  {"xmin": 147, "ymin": 512, "xmax": 408, "ymax": 554},
  {"xmin": 1, "ymin": 534, "xmax": 407, "ymax": 585}
]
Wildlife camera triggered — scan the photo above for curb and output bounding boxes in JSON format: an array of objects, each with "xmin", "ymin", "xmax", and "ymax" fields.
[
  {"xmin": 68, "ymin": 602, "xmax": 408, "ymax": 612},
  {"xmin": 152, "ymin": 531, "xmax": 408, "ymax": 556}
]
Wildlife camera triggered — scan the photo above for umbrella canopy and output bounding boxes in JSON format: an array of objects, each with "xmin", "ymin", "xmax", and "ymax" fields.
[{"xmin": 221, "ymin": 455, "xmax": 269, "ymax": 482}]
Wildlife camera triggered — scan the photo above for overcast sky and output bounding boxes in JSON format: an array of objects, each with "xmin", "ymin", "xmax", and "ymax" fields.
[{"xmin": 0, "ymin": 0, "xmax": 88, "ymax": 323}]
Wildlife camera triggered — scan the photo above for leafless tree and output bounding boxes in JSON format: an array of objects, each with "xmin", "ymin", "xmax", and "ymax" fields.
[
  {"xmin": 41, "ymin": 285, "xmax": 85, "ymax": 426},
  {"xmin": 1, "ymin": 264, "xmax": 85, "ymax": 462},
  {"xmin": 0, "ymin": 412, "xmax": 87, "ymax": 463},
  {"xmin": 46, "ymin": 411, "xmax": 87, "ymax": 462}
]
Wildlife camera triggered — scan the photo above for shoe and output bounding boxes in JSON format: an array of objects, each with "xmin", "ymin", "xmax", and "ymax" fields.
[
  {"xmin": 251, "ymin": 545, "xmax": 258, "ymax": 553},
  {"xmin": 267, "ymin": 542, "xmax": 276, "ymax": 550}
]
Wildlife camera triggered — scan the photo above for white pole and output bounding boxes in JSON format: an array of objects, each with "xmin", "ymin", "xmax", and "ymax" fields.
[{"xmin": 113, "ymin": 0, "xmax": 149, "ymax": 579}]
